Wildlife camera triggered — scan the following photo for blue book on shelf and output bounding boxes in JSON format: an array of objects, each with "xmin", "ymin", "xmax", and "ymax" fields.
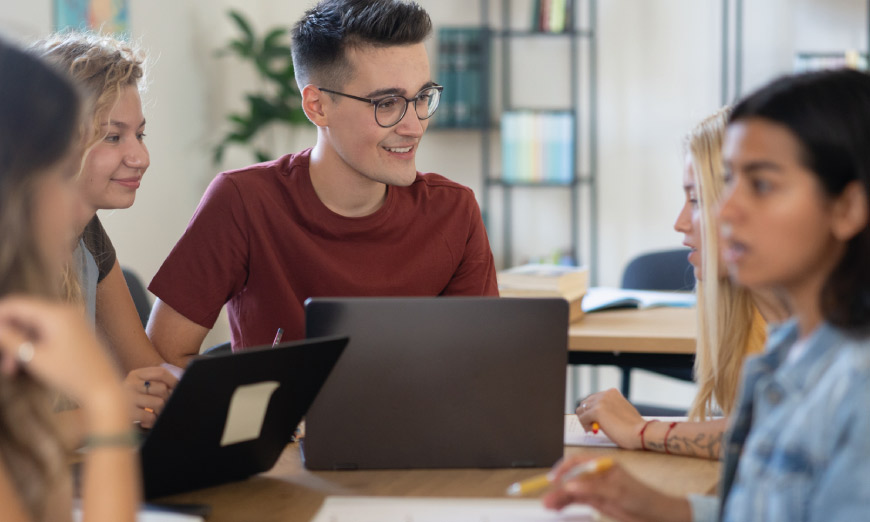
[
  {"xmin": 501, "ymin": 112, "xmax": 519, "ymax": 182},
  {"xmin": 544, "ymin": 113, "xmax": 558, "ymax": 182},
  {"xmin": 436, "ymin": 27, "xmax": 486, "ymax": 128},
  {"xmin": 452, "ymin": 29, "xmax": 470, "ymax": 125},
  {"xmin": 465, "ymin": 29, "xmax": 485, "ymax": 127},
  {"xmin": 436, "ymin": 28, "xmax": 456, "ymax": 127},
  {"xmin": 558, "ymin": 112, "xmax": 574, "ymax": 183}
]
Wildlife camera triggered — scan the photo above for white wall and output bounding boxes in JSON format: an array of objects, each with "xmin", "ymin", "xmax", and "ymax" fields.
[{"xmin": 1, "ymin": 0, "xmax": 866, "ymax": 355}]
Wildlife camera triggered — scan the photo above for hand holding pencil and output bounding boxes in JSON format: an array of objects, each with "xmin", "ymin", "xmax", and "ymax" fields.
[
  {"xmin": 540, "ymin": 454, "xmax": 694, "ymax": 522},
  {"xmin": 507, "ymin": 456, "xmax": 614, "ymax": 496},
  {"xmin": 576, "ymin": 388, "xmax": 648, "ymax": 450}
]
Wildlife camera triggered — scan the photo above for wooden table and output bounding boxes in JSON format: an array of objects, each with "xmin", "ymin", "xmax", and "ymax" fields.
[
  {"xmin": 567, "ymin": 307, "xmax": 697, "ymax": 397},
  {"xmin": 568, "ymin": 307, "xmax": 696, "ymax": 367},
  {"xmin": 155, "ymin": 441, "xmax": 720, "ymax": 521}
]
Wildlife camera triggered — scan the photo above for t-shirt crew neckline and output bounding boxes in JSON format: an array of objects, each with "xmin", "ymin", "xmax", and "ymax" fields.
[{"xmin": 290, "ymin": 149, "xmax": 400, "ymax": 232}]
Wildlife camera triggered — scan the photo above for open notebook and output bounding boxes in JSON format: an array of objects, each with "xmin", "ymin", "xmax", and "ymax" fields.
[
  {"xmin": 564, "ymin": 414, "xmax": 691, "ymax": 446},
  {"xmin": 581, "ymin": 287, "xmax": 695, "ymax": 313}
]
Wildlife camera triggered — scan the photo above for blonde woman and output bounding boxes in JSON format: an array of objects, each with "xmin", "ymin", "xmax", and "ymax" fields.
[
  {"xmin": 575, "ymin": 108, "xmax": 788, "ymax": 459},
  {"xmin": 0, "ymin": 38, "xmax": 136, "ymax": 522},
  {"xmin": 33, "ymin": 32, "xmax": 177, "ymax": 428}
]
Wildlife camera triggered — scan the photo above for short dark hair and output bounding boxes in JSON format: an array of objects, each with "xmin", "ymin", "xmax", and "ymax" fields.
[
  {"xmin": 730, "ymin": 68, "xmax": 870, "ymax": 333},
  {"xmin": 291, "ymin": 0, "xmax": 432, "ymax": 90}
]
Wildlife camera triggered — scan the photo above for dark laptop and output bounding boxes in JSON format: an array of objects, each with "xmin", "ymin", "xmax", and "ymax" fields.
[
  {"xmin": 303, "ymin": 297, "xmax": 567, "ymax": 470},
  {"xmin": 140, "ymin": 335, "xmax": 347, "ymax": 499}
]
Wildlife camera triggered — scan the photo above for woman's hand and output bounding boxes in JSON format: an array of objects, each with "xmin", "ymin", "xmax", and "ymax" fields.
[
  {"xmin": 0, "ymin": 295, "xmax": 124, "ymax": 412},
  {"xmin": 542, "ymin": 455, "xmax": 692, "ymax": 522},
  {"xmin": 576, "ymin": 388, "xmax": 647, "ymax": 450},
  {"xmin": 123, "ymin": 366, "xmax": 178, "ymax": 428}
]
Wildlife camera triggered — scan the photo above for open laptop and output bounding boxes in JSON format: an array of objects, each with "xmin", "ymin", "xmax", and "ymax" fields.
[
  {"xmin": 140, "ymin": 335, "xmax": 347, "ymax": 499},
  {"xmin": 303, "ymin": 297, "xmax": 567, "ymax": 470}
]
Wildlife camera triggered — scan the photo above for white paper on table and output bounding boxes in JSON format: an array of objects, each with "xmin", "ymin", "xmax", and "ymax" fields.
[
  {"xmin": 160, "ymin": 362, "xmax": 185, "ymax": 379},
  {"xmin": 220, "ymin": 381, "xmax": 281, "ymax": 446},
  {"xmin": 310, "ymin": 496, "xmax": 599, "ymax": 522},
  {"xmin": 564, "ymin": 415, "xmax": 695, "ymax": 447},
  {"xmin": 73, "ymin": 503, "xmax": 204, "ymax": 522},
  {"xmin": 564, "ymin": 415, "xmax": 617, "ymax": 447}
]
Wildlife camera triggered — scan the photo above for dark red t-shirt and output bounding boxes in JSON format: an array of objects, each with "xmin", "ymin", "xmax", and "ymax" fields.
[{"xmin": 149, "ymin": 149, "xmax": 498, "ymax": 349}]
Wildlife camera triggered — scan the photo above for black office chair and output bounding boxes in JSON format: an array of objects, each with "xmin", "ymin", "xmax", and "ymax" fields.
[
  {"xmin": 122, "ymin": 267, "xmax": 152, "ymax": 329},
  {"xmin": 621, "ymin": 249, "xmax": 696, "ymax": 292},
  {"xmin": 619, "ymin": 248, "xmax": 695, "ymax": 415},
  {"xmin": 203, "ymin": 341, "xmax": 232, "ymax": 356}
]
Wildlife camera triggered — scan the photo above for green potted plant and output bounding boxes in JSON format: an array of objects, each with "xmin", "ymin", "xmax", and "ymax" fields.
[{"xmin": 213, "ymin": 10, "xmax": 308, "ymax": 164}]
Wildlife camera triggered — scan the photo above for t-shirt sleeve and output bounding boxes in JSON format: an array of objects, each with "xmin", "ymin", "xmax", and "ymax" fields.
[
  {"xmin": 82, "ymin": 215, "xmax": 117, "ymax": 283},
  {"xmin": 149, "ymin": 173, "xmax": 251, "ymax": 328},
  {"xmin": 441, "ymin": 190, "xmax": 499, "ymax": 297}
]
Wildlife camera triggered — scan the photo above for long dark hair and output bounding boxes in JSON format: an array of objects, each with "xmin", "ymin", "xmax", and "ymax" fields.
[
  {"xmin": 730, "ymin": 68, "xmax": 870, "ymax": 333},
  {"xmin": 0, "ymin": 37, "xmax": 82, "ymax": 521}
]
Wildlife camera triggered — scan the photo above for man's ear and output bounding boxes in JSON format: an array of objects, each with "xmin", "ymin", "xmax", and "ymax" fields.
[
  {"xmin": 832, "ymin": 180, "xmax": 869, "ymax": 241},
  {"xmin": 301, "ymin": 84, "xmax": 328, "ymax": 127}
]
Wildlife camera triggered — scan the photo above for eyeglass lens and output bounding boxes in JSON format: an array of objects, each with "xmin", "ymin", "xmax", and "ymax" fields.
[{"xmin": 375, "ymin": 87, "xmax": 441, "ymax": 127}]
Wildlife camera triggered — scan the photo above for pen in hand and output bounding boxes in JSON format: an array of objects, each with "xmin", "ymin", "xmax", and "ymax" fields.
[
  {"xmin": 506, "ymin": 456, "xmax": 614, "ymax": 496},
  {"xmin": 271, "ymin": 327, "xmax": 284, "ymax": 348}
]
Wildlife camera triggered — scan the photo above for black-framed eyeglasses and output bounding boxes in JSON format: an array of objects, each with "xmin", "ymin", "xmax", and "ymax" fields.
[{"xmin": 318, "ymin": 84, "xmax": 443, "ymax": 128}]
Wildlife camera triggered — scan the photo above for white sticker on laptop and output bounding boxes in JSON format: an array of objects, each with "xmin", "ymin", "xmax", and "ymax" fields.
[{"xmin": 220, "ymin": 381, "xmax": 281, "ymax": 447}]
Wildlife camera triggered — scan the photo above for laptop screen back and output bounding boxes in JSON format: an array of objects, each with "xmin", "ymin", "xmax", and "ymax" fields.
[
  {"xmin": 140, "ymin": 335, "xmax": 347, "ymax": 498},
  {"xmin": 303, "ymin": 297, "xmax": 567, "ymax": 470}
]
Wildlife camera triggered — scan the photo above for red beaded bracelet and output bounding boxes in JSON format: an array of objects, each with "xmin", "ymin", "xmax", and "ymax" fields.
[
  {"xmin": 639, "ymin": 419, "xmax": 658, "ymax": 451},
  {"xmin": 663, "ymin": 421, "xmax": 679, "ymax": 454}
]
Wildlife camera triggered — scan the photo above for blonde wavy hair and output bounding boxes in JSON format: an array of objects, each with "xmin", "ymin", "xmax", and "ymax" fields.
[
  {"xmin": 32, "ymin": 31, "xmax": 146, "ymax": 153},
  {"xmin": 31, "ymin": 31, "xmax": 145, "ymax": 304},
  {"xmin": 686, "ymin": 107, "xmax": 766, "ymax": 421},
  {"xmin": 0, "ymin": 38, "xmax": 82, "ymax": 521}
]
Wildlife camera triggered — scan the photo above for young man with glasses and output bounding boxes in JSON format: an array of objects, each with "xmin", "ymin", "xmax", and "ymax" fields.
[{"xmin": 147, "ymin": 0, "xmax": 499, "ymax": 365}]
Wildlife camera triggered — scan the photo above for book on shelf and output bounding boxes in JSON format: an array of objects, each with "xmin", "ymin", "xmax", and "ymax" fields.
[
  {"xmin": 532, "ymin": 0, "xmax": 574, "ymax": 33},
  {"xmin": 581, "ymin": 287, "xmax": 696, "ymax": 314},
  {"xmin": 500, "ymin": 111, "xmax": 574, "ymax": 183},
  {"xmin": 436, "ymin": 27, "xmax": 487, "ymax": 128},
  {"xmin": 794, "ymin": 50, "xmax": 867, "ymax": 72}
]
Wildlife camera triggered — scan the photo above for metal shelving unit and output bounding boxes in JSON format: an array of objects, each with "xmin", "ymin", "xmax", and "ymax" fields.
[
  {"xmin": 473, "ymin": 0, "xmax": 598, "ymax": 280},
  {"xmin": 721, "ymin": 0, "xmax": 870, "ymax": 104}
]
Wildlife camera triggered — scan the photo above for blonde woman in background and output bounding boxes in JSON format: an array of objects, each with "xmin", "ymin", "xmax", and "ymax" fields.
[
  {"xmin": 33, "ymin": 32, "xmax": 177, "ymax": 429},
  {"xmin": 575, "ymin": 108, "xmax": 789, "ymax": 459},
  {"xmin": 0, "ymin": 38, "xmax": 136, "ymax": 522}
]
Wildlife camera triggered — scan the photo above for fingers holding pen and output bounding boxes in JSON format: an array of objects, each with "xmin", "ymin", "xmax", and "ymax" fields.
[
  {"xmin": 125, "ymin": 366, "xmax": 178, "ymax": 400},
  {"xmin": 576, "ymin": 388, "xmax": 647, "ymax": 450},
  {"xmin": 544, "ymin": 461, "xmax": 692, "ymax": 522},
  {"xmin": 123, "ymin": 366, "xmax": 178, "ymax": 427}
]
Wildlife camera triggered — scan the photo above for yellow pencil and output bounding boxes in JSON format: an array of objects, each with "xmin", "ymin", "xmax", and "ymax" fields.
[{"xmin": 506, "ymin": 456, "xmax": 614, "ymax": 496}]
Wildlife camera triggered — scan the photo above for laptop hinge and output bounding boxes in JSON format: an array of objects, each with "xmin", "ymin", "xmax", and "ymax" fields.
[
  {"xmin": 510, "ymin": 460, "xmax": 537, "ymax": 468},
  {"xmin": 332, "ymin": 463, "xmax": 359, "ymax": 471}
]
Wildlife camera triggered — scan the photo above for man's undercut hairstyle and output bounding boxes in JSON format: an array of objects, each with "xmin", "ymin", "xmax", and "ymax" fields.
[{"xmin": 291, "ymin": 0, "xmax": 432, "ymax": 91}]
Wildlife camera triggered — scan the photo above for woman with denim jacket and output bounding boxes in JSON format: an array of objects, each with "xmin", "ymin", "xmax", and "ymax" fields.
[{"xmin": 543, "ymin": 68, "xmax": 870, "ymax": 522}]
